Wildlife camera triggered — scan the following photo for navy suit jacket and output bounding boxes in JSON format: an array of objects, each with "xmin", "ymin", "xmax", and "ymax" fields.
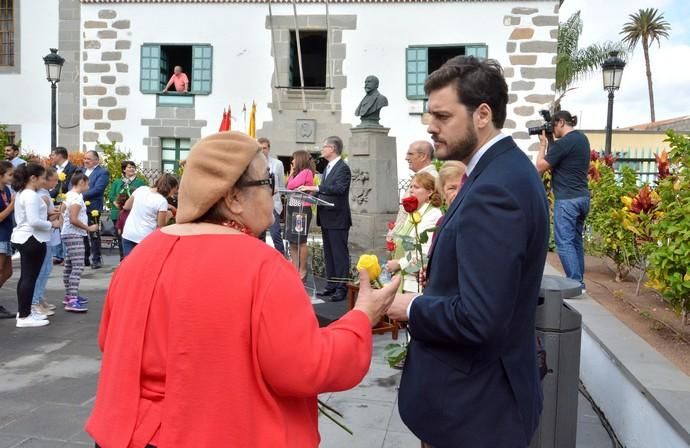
[
  {"xmin": 81, "ymin": 165, "xmax": 110, "ymax": 213},
  {"xmin": 398, "ymin": 136, "xmax": 549, "ymax": 448},
  {"xmin": 316, "ymin": 159, "xmax": 351, "ymax": 230}
]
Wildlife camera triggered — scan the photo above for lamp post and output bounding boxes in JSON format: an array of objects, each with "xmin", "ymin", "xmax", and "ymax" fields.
[
  {"xmin": 43, "ymin": 48, "xmax": 65, "ymax": 151},
  {"xmin": 601, "ymin": 51, "xmax": 626, "ymax": 156}
]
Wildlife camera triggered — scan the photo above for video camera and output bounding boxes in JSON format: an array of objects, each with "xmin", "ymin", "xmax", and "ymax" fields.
[{"xmin": 527, "ymin": 110, "xmax": 553, "ymax": 137}]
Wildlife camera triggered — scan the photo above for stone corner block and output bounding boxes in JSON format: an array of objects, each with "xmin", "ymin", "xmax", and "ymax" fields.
[
  {"xmin": 108, "ymin": 108, "xmax": 127, "ymax": 120},
  {"xmin": 98, "ymin": 9, "xmax": 117, "ymax": 19},
  {"xmin": 115, "ymin": 40, "xmax": 132, "ymax": 50},
  {"xmin": 97, "ymin": 30, "xmax": 117, "ymax": 39},
  {"xmin": 112, "ymin": 20, "xmax": 131, "ymax": 30}
]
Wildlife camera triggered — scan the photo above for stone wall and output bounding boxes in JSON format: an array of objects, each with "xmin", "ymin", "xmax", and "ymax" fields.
[
  {"xmin": 140, "ymin": 108, "xmax": 207, "ymax": 169},
  {"xmin": 501, "ymin": 3, "xmax": 559, "ymax": 157},
  {"xmin": 81, "ymin": 8, "xmax": 132, "ymax": 151},
  {"xmin": 259, "ymin": 15, "xmax": 356, "ymax": 156},
  {"xmin": 58, "ymin": 0, "xmax": 81, "ymax": 151}
]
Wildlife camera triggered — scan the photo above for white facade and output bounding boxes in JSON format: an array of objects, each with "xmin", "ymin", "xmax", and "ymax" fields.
[{"xmin": 0, "ymin": 1, "xmax": 59, "ymax": 153}]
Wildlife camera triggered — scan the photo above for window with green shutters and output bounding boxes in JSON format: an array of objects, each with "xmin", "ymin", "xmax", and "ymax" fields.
[
  {"xmin": 140, "ymin": 44, "xmax": 213, "ymax": 95},
  {"xmin": 406, "ymin": 44, "xmax": 488, "ymax": 100},
  {"xmin": 161, "ymin": 138, "xmax": 191, "ymax": 172},
  {"xmin": 192, "ymin": 45, "xmax": 213, "ymax": 94}
]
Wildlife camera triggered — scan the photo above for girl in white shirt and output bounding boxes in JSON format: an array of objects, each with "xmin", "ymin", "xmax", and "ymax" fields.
[
  {"xmin": 121, "ymin": 173, "xmax": 178, "ymax": 258},
  {"xmin": 10, "ymin": 163, "xmax": 61, "ymax": 328},
  {"xmin": 61, "ymin": 173, "xmax": 99, "ymax": 312}
]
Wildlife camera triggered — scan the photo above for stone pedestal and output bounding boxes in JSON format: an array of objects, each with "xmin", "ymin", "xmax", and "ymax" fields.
[{"xmin": 348, "ymin": 127, "xmax": 398, "ymax": 259}]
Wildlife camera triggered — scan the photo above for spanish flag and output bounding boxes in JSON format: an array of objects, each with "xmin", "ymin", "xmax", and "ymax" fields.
[{"xmin": 248, "ymin": 101, "xmax": 256, "ymax": 138}]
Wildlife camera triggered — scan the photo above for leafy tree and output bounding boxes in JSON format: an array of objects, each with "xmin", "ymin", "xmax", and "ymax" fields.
[
  {"xmin": 555, "ymin": 11, "xmax": 626, "ymax": 110},
  {"xmin": 620, "ymin": 8, "xmax": 671, "ymax": 123}
]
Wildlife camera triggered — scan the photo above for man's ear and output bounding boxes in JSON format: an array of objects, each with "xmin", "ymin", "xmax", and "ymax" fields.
[{"xmin": 474, "ymin": 103, "xmax": 493, "ymax": 129}]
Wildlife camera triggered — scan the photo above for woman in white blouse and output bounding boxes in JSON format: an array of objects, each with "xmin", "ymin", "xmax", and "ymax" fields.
[{"xmin": 10, "ymin": 163, "xmax": 61, "ymax": 328}]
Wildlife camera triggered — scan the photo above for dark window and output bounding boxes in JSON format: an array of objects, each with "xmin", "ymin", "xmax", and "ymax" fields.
[
  {"xmin": 289, "ymin": 30, "xmax": 327, "ymax": 88},
  {"xmin": 0, "ymin": 0, "xmax": 14, "ymax": 66},
  {"xmin": 6, "ymin": 130, "xmax": 15, "ymax": 145},
  {"xmin": 161, "ymin": 138, "xmax": 191, "ymax": 172},
  {"xmin": 428, "ymin": 46, "xmax": 466, "ymax": 74}
]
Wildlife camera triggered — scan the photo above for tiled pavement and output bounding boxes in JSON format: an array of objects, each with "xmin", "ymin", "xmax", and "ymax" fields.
[{"xmin": 0, "ymin": 253, "xmax": 613, "ymax": 447}]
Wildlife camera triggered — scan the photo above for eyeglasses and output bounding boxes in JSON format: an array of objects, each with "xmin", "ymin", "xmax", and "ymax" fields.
[{"xmin": 238, "ymin": 170, "xmax": 275, "ymax": 193}]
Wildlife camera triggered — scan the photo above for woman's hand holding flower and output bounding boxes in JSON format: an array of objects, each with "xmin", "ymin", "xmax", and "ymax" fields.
[{"xmin": 353, "ymin": 268, "xmax": 401, "ymax": 326}]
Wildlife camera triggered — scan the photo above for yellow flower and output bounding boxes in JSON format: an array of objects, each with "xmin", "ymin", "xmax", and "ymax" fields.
[
  {"xmin": 58, "ymin": 193, "xmax": 66, "ymax": 200},
  {"xmin": 58, "ymin": 172, "xmax": 66, "ymax": 182},
  {"xmin": 410, "ymin": 211, "xmax": 422, "ymax": 224},
  {"xmin": 620, "ymin": 196, "xmax": 633, "ymax": 209},
  {"xmin": 90, "ymin": 210, "xmax": 99, "ymax": 217},
  {"xmin": 84, "ymin": 201, "xmax": 91, "ymax": 206},
  {"xmin": 356, "ymin": 254, "xmax": 381, "ymax": 282}
]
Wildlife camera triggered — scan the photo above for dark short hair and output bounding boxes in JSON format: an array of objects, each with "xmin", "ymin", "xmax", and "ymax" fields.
[
  {"xmin": 324, "ymin": 136, "xmax": 343, "ymax": 155},
  {"xmin": 552, "ymin": 110, "xmax": 578, "ymax": 127},
  {"xmin": 5, "ymin": 144, "xmax": 19, "ymax": 152},
  {"xmin": 424, "ymin": 56, "xmax": 508, "ymax": 129},
  {"xmin": 154, "ymin": 173, "xmax": 179, "ymax": 198},
  {"xmin": 120, "ymin": 160, "xmax": 136, "ymax": 174},
  {"xmin": 52, "ymin": 146, "xmax": 69, "ymax": 159},
  {"xmin": 71, "ymin": 172, "xmax": 88, "ymax": 187},
  {"xmin": 257, "ymin": 137, "xmax": 271, "ymax": 147},
  {"xmin": 0, "ymin": 160, "xmax": 12, "ymax": 176}
]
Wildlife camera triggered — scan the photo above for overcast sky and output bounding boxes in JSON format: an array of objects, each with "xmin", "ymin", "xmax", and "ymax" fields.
[{"xmin": 558, "ymin": 0, "xmax": 690, "ymax": 129}]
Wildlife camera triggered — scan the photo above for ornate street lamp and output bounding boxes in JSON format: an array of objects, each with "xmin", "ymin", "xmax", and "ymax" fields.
[
  {"xmin": 43, "ymin": 48, "xmax": 65, "ymax": 151},
  {"xmin": 601, "ymin": 51, "xmax": 626, "ymax": 156}
]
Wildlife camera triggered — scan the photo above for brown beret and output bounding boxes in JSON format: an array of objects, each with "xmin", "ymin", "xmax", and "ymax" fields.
[{"xmin": 176, "ymin": 131, "xmax": 260, "ymax": 224}]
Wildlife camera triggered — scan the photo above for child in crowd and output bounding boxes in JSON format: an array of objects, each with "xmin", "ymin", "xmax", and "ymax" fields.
[
  {"xmin": 32, "ymin": 168, "xmax": 62, "ymax": 316},
  {"xmin": 0, "ymin": 161, "xmax": 15, "ymax": 319},
  {"xmin": 61, "ymin": 173, "xmax": 98, "ymax": 312}
]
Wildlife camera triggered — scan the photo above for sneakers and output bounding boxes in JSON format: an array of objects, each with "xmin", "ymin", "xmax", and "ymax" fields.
[
  {"xmin": 32, "ymin": 304, "xmax": 55, "ymax": 317},
  {"xmin": 63, "ymin": 295, "xmax": 88, "ymax": 305},
  {"xmin": 16, "ymin": 313, "xmax": 50, "ymax": 328},
  {"xmin": 76, "ymin": 295, "xmax": 89, "ymax": 304},
  {"xmin": 64, "ymin": 298, "xmax": 88, "ymax": 313},
  {"xmin": 41, "ymin": 300, "xmax": 57, "ymax": 311}
]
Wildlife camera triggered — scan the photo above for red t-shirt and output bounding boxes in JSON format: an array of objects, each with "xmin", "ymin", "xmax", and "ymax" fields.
[{"xmin": 86, "ymin": 230, "xmax": 372, "ymax": 447}]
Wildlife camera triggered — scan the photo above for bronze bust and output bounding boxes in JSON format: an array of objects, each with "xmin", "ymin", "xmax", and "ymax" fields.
[{"xmin": 355, "ymin": 75, "xmax": 388, "ymax": 128}]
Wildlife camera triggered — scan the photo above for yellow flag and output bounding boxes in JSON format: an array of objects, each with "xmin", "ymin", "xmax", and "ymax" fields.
[{"xmin": 248, "ymin": 101, "xmax": 256, "ymax": 138}]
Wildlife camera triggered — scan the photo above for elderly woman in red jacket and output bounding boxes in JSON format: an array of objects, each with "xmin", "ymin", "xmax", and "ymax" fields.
[{"xmin": 86, "ymin": 132, "xmax": 400, "ymax": 448}]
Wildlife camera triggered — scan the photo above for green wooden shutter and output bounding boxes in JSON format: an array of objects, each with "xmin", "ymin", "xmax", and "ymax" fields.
[
  {"xmin": 465, "ymin": 44, "xmax": 488, "ymax": 59},
  {"xmin": 406, "ymin": 47, "xmax": 428, "ymax": 100},
  {"xmin": 192, "ymin": 45, "xmax": 213, "ymax": 94},
  {"xmin": 140, "ymin": 44, "xmax": 161, "ymax": 93}
]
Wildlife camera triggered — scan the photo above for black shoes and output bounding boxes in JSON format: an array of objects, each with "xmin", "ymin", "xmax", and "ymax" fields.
[
  {"xmin": 91, "ymin": 261, "xmax": 103, "ymax": 269},
  {"xmin": 325, "ymin": 295, "xmax": 346, "ymax": 303},
  {"xmin": 316, "ymin": 289, "xmax": 335, "ymax": 298},
  {"xmin": 0, "ymin": 305, "xmax": 14, "ymax": 319}
]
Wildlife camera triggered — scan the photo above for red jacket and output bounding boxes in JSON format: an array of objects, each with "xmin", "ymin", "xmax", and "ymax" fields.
[{"xmin": 86, "ymin": 230, "xmax": 372, "ymax": 447}]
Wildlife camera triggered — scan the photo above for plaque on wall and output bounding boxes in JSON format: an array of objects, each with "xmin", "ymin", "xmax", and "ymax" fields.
[{"xmin": 296, "ymin": 119, "xmax": 316, "ymax": 144}]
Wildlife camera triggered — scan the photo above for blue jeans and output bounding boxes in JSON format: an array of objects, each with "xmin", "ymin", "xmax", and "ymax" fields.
[
  {"xmin": 33, "ymin": 245, "xmax": 53, "ymax": 305},
  {"xmin": 53, "ymin": 239, "xmax": 64, "ymax": 260},
  {"xmin": 554, "ymin": 196, "xmax": 590, "ymax": 286},
  {"xmin": 122, "ymin": 238, "xmax": 137, "ymax": 258}
]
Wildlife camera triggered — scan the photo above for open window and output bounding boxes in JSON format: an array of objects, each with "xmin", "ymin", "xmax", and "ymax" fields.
[
  {"xmin": 289, "ymin": 30, "xmax": 327, "ymax": 89},
  {"xmin": 406, "ymin": 44, "xmax": 488, "ymax": 99},
  {"xmin": 141, "ymin": 44, "xmax": 212, "ymax": 95}
]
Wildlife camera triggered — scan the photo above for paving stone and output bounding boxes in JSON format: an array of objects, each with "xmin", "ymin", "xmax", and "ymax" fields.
[{"xmin": 0, "ymin": 403, "xmax": 91, "ymax": 441}]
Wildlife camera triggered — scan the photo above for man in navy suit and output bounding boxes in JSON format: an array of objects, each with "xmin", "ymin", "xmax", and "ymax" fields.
[
  {"xmin": 81, "ymin": 150, "xmax": 110, "ymax": 269},
  {"xmin": 299, "ymin": 136, "xmax": 352, "ymax": 302},
  {"xmin": 387, "ymin": 56, "xmax": 549, "ymax": 447}
]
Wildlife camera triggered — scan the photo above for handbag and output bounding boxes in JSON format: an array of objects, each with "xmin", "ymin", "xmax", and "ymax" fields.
[{"xmin": 100, "ymin": 214, "xmax": 117, "ymax": 237}]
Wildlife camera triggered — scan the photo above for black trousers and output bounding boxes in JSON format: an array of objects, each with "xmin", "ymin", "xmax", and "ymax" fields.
[
  {"xmin": 321, "ymin": 228, "xmax": 349, "ymax": 298},
  {"xmin": 15, "ymin": 236, "xmax": 46, "ymax": 318},
  {"xmin": 84, "ymin": 232, "xmax": 102, "ymax": 265}
]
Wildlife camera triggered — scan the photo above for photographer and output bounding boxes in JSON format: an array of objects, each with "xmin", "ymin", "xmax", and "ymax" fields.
[{"xmin": 536, "ymin": 110, "xmax": 590, "ymax": 290}]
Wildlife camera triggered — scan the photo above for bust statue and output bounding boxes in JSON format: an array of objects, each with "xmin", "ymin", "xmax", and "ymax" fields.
[{"xmin": 355, "ymin": 75, "xmax": 388, "ymax": 128}]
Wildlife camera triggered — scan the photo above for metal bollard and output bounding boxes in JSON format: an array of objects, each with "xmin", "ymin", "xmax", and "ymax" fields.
[{"xmin": 529, "ymin": 275, "xmax": 583, "ymax": 448}]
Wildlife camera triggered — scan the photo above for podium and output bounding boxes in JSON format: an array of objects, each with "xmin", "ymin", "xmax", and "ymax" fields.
[{"xmin": 278, "ymin": 188, "xmax": 333, "ymax": 298}]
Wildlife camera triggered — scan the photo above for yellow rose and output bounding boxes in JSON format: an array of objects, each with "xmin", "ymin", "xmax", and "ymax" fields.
[
  {"xmin": 84, "ymin": 201, "xmax": 91, "ymax": 206},
  {"xmin": 58, "ymin": 172, "xmax": 66, "ymax": 182},
  {"xmin": 356, "ymin": 254, "xmax": 381, "ymax": 282},
  {"xmin": 410, "ymin": 211, "xmax": 422, "ymax": 224},
  {"xmin": 58, "ymin": 193, "xmax": 66, "ymax": 200},
  {"xmin": 90, "ymin": 210, "xmax": 99, "ymax": 217}
]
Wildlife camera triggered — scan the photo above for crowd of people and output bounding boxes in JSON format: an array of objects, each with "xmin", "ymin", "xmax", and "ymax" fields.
[{"xmin": 1, "ymin": 54, "xmax": 592, "ymax": 447}]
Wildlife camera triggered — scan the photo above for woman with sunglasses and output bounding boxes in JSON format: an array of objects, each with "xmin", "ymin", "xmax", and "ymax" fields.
[{"xmin": 121, "ymin": 173, "xmax": 178, "ymax": 258}]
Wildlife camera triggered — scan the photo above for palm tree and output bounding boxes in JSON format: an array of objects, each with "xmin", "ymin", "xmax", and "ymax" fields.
[
  {"xmin": 620, "ymin": 8, "xmax": 671, "ymax": 123},
  {"xmin": 555, "ymin": 11, "xmax": 626, "ymax": 111}
]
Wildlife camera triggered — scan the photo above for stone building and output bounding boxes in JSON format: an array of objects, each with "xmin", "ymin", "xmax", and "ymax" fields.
[{"xmin": 1, "ymin": 0, "xmax": 559, "ymax": 177}]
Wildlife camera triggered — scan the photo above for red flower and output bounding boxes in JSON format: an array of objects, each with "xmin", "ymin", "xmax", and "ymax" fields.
[
  {"xmin": 401, "ymin": 196, "xmax": 419, "ymax": 213},
  {"xmin": 655, "ymin": 151, "xmax": 669, "ymax": 180},
  {"xmin": 629, "ymin": 185, "xmax": 659, "ymax": 214},
  {"xmin": 603, "ymin": 154, "xmax": 616, "ymax": 168},
  {"xmin": 588, "ymin": 162, "xmax": 601, "ymax": 182},
  {"xmin": 387, "ymin": 220, "xmax": 396, "ymax": 230},
  {"xmin": 590, "ymin": 150, "xmax": 600, "ymax": 162},
  {"xmin": 386, "ymin": 240, "xmax": 396, "ymax": 252}
]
